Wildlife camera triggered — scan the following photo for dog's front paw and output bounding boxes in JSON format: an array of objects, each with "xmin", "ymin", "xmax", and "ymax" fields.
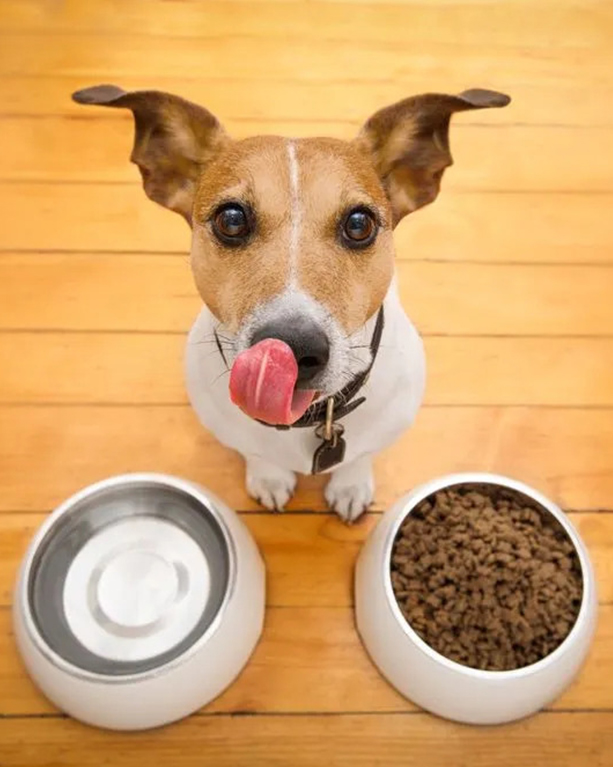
[
  {"xmin": 325, "ymin": 456, "xmax": 374, "ymax": 524},
  {"xmin": 246, "ymin": 456, "xmax": 296, "ymax": 511}
]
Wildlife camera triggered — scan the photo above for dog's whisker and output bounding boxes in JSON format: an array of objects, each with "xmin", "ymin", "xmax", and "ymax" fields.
[
  {"xmin": 194, "ymin": 330, "xmax": 235, "ymax": 343},
  {"xmin": 211, "ymin": 369, "xmax": 231, "ymax": 386},
  {"xmin": 190, "ymin": 339, "xmax": 235, "ymax": 349},
  {"xmin": 190, "ymin": 336, "xmax": 230, "ymax": 344},
  {"xmin": 212, "ymin": 322, "xmax": 235, "ymax": 340},
  {"xmin": 200, "ymin": 348, "xmax": 232, "ymax": 362},
  {"xmin": 349, "ymin": 342, "xmax": 392, "ymax": 351}
]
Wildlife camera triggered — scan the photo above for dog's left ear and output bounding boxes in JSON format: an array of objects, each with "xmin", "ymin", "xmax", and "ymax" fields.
[
  {"xmin": 355, "ymin": 89, "xmax": 510, "ymax": 225},
  {"xmin": 73, "ymin": 84, "xmax": 229, "ymax": 223}
]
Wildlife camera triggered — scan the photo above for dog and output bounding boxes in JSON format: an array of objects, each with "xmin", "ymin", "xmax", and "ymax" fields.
[{"xmin": 74, "ymin": 84, "xmax": 509, "ymax": 522}]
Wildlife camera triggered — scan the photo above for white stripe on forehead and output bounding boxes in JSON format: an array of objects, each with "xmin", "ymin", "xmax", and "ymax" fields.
[{"xmin": 287, "ymin": 139, "xmax": 301, "ymax": 287}]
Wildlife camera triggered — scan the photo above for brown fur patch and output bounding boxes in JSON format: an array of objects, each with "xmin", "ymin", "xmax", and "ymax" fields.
[
  {"xmin": 191, "ymin": 136, "xmax": 292, "ymax": 332},
  {"xmin": 293, "ymin": 139, "xmax": 394, "ymax": 332}
]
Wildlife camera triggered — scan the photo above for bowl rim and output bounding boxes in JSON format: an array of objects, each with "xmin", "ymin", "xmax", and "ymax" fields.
[
  {"xmin": 15, "ymin": 472, "xmax": 242, "ymax": 685},
  {"xmin": 381, "ymin": 471, "xmax": 595, "ymax": 680}
]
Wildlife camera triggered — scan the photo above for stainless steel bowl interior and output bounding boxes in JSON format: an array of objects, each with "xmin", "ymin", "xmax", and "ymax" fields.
[{"xmin": 27, "ymin": 481, "xmax": 231, "ymax": 676}]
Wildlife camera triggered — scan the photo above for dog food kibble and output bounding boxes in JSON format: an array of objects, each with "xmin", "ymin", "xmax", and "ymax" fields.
[{"xmin": 390, "ymin": 485, "xmax": 583, "ymax": 671}]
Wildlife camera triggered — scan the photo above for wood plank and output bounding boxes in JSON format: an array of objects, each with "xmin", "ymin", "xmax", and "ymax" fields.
[
  {"xmin": 425, "ymin": 338, "xmax": 613, "ymax": 406},
  {"xmin": 404, "ymin": 261, "xmax": 613, "ymax": 336},
  {"xmin": 0, "ymin": 603, "xmax": 611, "ymax": 717},
  {"xmin": 0, "ymin": 713, "xmax": 611, "ymax": 766},
  {"xmin": 2, "ymin": 0, "xmax": 610, "ymax": 51},
  {"xmin": 1, "ymin": 31, "xmax": 611, "ymax": 87},
  {"xmin": 2, "ymin": 183, "xmax": 612, "ymax": 264},
  {"xmin": 0, "ymin": 332, "xmax": 189, "ymax": 405},
  {"xmin": 1, "ymin": 255, "xmax": 612, "ymax": 336},
  {"xmin": 1, "ymin": 405, "xmax": 612, "ymax": 511},
  {"xmin": 401, "ymin": 193, "xmax": 613, "ymax": 266},
  {"xmin": 2, "ymin": 512, "xmax": 611, "ymax": 610},
  {"xmin": 2, "ymin": 333, "xmax": 613, "ymax": 407},
  {"xmin": 2, "ymin": 117, "xmax": 612, "ymax": 193},
  {"xmin": 0, "ymin": 253, "xmax": 197, "ymax": 332},
  {"xmin": 3, "ymin": 74, "xmax": 612, "ymax": 128},
  {"xmin": 0, "ymin": 184, "xmax": 189, "ymax": 253}
]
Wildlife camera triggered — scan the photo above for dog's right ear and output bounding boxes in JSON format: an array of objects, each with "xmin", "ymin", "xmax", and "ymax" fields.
[
  {"xmin": 355, "ymin": 88, "xmax": 510, "ymax": 226},
  {"xmin": 73, "ymin": 85, "xmax": 229, "ymax": 224}
]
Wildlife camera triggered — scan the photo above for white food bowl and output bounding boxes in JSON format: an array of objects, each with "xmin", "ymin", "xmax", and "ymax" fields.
[
  {"xmin": 355, "ymin": 472, "xmax": 597, "ymax": 725},
  {"xmin": 13, "ymin": 473, "xmax": 265, "ymax": 731}
]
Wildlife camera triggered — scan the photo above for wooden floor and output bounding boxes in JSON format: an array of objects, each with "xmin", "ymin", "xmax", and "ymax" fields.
[{"xmin": 1, "ymin": 0, "xmax": 613, "ymax": 764}]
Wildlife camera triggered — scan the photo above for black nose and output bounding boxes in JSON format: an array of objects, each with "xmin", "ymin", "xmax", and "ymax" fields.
[{"xmin": 251, "ymin": 317, "xmax": 330, "ymax": 384}]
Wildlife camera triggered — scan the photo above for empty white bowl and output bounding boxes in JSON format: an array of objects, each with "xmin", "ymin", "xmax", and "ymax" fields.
[
  {"xmin": 355, "ymin": 472, "xmax": 597, "ymax": 725},
  {"xmin": 13, "ymin": 473, "xmax": 265, "ymax": 731}
]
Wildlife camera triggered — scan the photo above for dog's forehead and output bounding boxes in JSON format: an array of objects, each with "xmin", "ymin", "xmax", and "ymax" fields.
[
  {"xmin": 197, "ymin": 135, "xmax": 386, "ymax": 206},
  {"xmin": 292, "ymin": 137, "xmax": 389, "ymax": 212},
  {"xmin": 294, "ymin": 138, "xmax": 384, "ymax": 187}
]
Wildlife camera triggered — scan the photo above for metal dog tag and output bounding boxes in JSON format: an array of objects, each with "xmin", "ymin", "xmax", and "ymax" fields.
[{"xmin": 312, "ymin": 424, "xmax": 346, "ymax": 474}]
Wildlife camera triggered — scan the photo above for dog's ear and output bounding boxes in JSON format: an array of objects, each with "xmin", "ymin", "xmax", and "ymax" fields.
[
  {"xmin": 355, "ymin": 89, "xmax": 510, "ymax": 225},
  {"xmin": 72, "ymin": 84, "xmax": 229, "ymax": 223}
]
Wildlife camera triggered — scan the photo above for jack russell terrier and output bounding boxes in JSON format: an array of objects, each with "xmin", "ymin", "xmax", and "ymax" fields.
[{"xmin": 74, "ymin": 84, "xmax": 510, "ymax": 522}]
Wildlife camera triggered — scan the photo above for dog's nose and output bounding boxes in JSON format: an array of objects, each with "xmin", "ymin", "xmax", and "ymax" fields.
[{"xmin": 251, "ymin": 318, "xmax": 330, "ymax": 384}]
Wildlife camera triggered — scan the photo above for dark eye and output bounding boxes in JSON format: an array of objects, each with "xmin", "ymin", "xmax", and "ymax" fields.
[
  {"xmin": 341, "ymin": 207, "xmax": 378, "ymax": 248},
  {"xmin": 212, "ymin": 203, "xmax": 252, "ymax": 245}
]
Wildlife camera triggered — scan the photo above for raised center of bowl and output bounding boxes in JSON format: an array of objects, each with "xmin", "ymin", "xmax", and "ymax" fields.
[
  {"xmin": 63, "ymin": 516, "xmax": 210, "ymax": 663},
  {"xmin": 97, "ymin": 550, "xmax": 179, "ymax": 629}
]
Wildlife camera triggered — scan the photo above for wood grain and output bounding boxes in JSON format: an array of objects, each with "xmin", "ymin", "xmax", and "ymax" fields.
[
  {"xmin": 1, "ymin": 405, "xmax": 613, "ymax": 512},
  {"xmin": 2, "ymin": 332, "xmax": 613, "ymax": 406},
  {"xmin": 1, "ymin": 255, "xmax": 611, "ymax": 335},
  {"xmin": 2, "ymin": 30, "xmax": 611, "ymax": 86},
  {"xmin": 1, "ymin": 713, "xmax": 612, "ymax": 767},
  {"xmin": 2, "ymin": 0, "xmax": 611, "ymax": 51}
]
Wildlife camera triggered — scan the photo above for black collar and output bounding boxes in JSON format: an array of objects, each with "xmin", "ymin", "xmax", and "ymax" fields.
[{"xmin": 258, "ymin": 306, "xmax": 385, "ymax": 431}]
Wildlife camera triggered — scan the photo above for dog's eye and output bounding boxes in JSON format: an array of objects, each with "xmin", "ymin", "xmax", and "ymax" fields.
[
  {"xmin": 341, "ymin": 208, "xmax": 378, "ymax": 248},
  {"xmin": 212, "ymin": 204, "xmax": 252, "ymax": 245}
]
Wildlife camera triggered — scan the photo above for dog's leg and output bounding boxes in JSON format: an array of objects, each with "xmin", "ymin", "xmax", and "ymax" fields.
[
  {"xmin": 246, "ymin": 455, "xmax": 297, "ymax": 511},
  {"xmin": 325, "ymin": 454, "xmax": 374, "ymax": 523}
]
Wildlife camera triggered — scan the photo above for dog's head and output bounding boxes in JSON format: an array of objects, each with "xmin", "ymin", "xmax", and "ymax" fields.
[{"xmin": 74, "ymin": 85, "xmax": 509, "ymax": 425}]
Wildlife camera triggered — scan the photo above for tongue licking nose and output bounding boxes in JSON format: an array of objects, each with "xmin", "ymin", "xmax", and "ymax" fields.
[{"xmin": 229, "ymin": 338, "xmax": 316, "ymax": 425}]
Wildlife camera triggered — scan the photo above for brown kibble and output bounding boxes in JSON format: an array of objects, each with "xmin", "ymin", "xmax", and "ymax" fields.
[{"xmin": 390, "ymin": 483, "xmax": 583, "ymax": 671}]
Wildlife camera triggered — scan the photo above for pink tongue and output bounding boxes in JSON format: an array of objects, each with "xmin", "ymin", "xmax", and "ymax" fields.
[{"xmin": 230, "ymin": 338, "xmax": 316, "ymax": 425}]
